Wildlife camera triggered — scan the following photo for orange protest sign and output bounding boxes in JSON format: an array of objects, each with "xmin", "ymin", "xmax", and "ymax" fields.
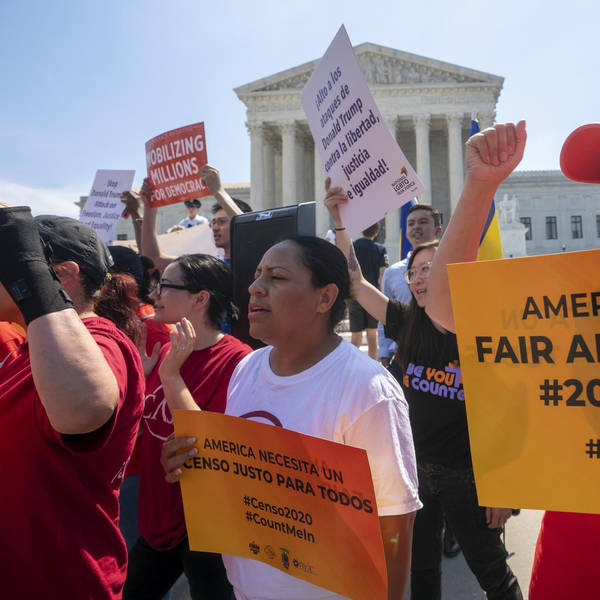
[
  {"xmin": 448, "ymin": 249, "xmax": 600, "ymax": 513},
  {"xmin": 173, "ymin": 410, "xmax": 387, "ymax": 600},
  {"xmin": 145, "ymin": 122, "xmax": 210, "ymax": 207}
]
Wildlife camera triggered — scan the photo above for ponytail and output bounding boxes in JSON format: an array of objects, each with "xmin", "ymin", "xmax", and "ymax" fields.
[{"xmin": 85, "ymin": 273, "xmax": 143, "ymax": 345}]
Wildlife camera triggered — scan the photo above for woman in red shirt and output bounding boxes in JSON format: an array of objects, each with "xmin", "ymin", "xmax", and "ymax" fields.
[{"xmin": 123, "ymin": 253, "xmax": 252, "ymax": 600}]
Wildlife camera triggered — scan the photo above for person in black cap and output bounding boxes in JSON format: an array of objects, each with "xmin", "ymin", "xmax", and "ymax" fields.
[
  {"xmin": 179, "ymin": 198, "xmax": 208, "ymax": 228},
  {"xmin": 0, "ymin": 207, "xmax": 145, "ymax": 599}
]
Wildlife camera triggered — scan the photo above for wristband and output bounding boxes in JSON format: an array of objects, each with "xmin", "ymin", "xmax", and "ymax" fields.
[{"xmin": 0, "ymin": 207, "xmax": 73, "ymax": 324}]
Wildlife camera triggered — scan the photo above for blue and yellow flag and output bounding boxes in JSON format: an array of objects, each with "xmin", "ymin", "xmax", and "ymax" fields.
[
  {"xmin": 398, "ymin": 198, "xmax": 418, "ymax": 260},
  {"xmin": 470, "ymin": 118, "xmax": 504, "ymax": 261}
]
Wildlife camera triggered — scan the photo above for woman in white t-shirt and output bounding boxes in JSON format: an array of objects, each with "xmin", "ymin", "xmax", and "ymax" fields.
[{"xmin": 161, "ymin": 235, "xmax": 421, "ymax": 600}]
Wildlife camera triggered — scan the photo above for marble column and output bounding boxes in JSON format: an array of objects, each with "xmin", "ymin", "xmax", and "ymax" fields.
[
  {"xmin": 280, "ymin": 121, "xmax": 297, "ymax": 207},
  {"xmin": 294, "ymin": 134, "xmax": 306, "ymax": 204},
  {"xmin": 263, "ymin": 131, "xmax": 275, "ymax": 209},
  {"xmin": 247, "ymin": 122, "xmax": 264, "ymax": 211},
  {"xmin": 302, "ymin": 140, "xmax": 315, "ymax": 209},
  {"xmin": 479, "ymin": 111, "xmax": 495, "ymax": 131},
  {"xmin": 447, "ymin": 113, "xmax": 464, "ymax": 214},
  {"xmin": 384, "ymin": 208, "xmax": 400, "ymax": 261},
  {"xmin": 314, "ymin": 144, "xmax": 329, "ymax": 237},
  {"xmin": 385, "ymin": 115, "xmax": 397, "ymax": 135},
  {"xmin": 413, "ymin": 113, "xmax": 432, "ymax": 205}
]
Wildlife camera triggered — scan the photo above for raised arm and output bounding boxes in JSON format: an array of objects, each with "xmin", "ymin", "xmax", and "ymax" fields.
[
  {"xmin": 426, "ymin": 121, "xmax": 527, "ymax": 331},
  {"xmin": 324, "ymin": 179, "xmax": 389, "ymax": 324},
  {"xmin": 201, "ymin": 165, "xmax": 243, "ymax": 218},
  {"xmin": 0, "ymin": 207, "xmax": 119, "ymax": 434},
  {"xmin": 28, "ymin": 310, "xmax": 120, "ymax": 433},
  {"xmin": 121, "ymin": 189, "xmax": 144, "ymax": 252},
  {"xmin": 138, "ymin": 178, "xmax": 176, "ymax": 270}
]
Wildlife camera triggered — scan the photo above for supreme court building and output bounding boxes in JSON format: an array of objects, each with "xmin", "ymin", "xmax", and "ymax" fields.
[
  {"xmin": 235, "ymin": 42, "xmax": 501, "ymax": 247},
  {"xmin": 114, "ymin": 43, "xmax": 600, "ymax": 257}
]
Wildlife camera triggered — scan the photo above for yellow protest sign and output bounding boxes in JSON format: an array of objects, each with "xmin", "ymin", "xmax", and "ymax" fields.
[
  {"xmin": 448, "ymin": 249, "xmax": 600, "ymax": 514},
  {"xmin": 173, "ymin": 410, "xmax": 386, "ymax": 600}
]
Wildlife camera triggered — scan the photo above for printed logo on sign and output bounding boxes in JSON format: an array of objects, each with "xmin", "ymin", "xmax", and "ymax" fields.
[
  {"xmin": 293, "ymin": 557, "xmax": 318, "ymax": 576},
  {"xmin": 249, "ymin": 541, "xmax": 260, "ymax": 555},
  {"xmin": 264, "ymin": 545, "xmax": 276, "ymax": 559},
  {"xmin": 391, "ymin": 169, "xmax": 414, "ymax": 196},
  {"xmin": 280, "ymin": 547, "xmax": 290, "ymax": 570}
]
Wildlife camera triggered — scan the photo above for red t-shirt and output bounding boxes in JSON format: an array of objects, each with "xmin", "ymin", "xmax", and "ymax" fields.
[
  {"xmin": 0, "ymin": 316, "xmax": 145, "ymax": 600},
  {"xmin": 138, "ymin": 303, "xmax": 173, "ymax": 355},
  {"xmin": 138, "ymin": 334, "xmax": 252, "ymax": 550},
  {"xmin": 0, "ymin": 321, "xmax": 26, "ymax": 366},
  {"xmin": 125, "ymin": 305, "xmax": 173, "ymax": 478},
  {"xmin": 529, "ymin": 510, "xmax": 600, "ymax": 599}
]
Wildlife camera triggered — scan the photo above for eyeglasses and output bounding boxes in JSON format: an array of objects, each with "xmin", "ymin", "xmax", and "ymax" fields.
[
  {"xmin": 403, "ymin": 261, "xmax": 432, "ymax": 284},
  {"xmin": 152, "ymin": 282, "xmax": 194, "ymax": 295}
]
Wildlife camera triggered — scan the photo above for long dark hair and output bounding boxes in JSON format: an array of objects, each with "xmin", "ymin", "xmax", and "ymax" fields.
[
  {"xmin": 175, "ymin": 254, "xmax": 239, "ymax": 329},
  {"xmin": 281, "ymin": 235, "xmax": 351, "ymax": 332},
  {"xmin": 395, "ymin": 240, "xmax": 440, "ymax": 370}
]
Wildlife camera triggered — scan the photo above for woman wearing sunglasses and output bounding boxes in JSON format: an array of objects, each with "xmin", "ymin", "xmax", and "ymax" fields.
[
  {"xmin": 323, "ymin": 181, "xmax": 522, "ymax": 600},
  {"xmin": 123, "ymin": 254, "xmax": 252, "ymax": 600}
]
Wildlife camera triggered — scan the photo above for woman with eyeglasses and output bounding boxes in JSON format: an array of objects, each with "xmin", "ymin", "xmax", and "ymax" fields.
[
  {"xmin": 123, "ymin": 254, "xmax": 252, "ymax": 600},
  {"xmin": 323, "ymin": 181, "xmax": 522, "ymax": 600}
]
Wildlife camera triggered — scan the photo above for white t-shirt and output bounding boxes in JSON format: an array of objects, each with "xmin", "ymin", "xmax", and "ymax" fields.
[
  {"xmin": 223, "ymin": 339, "xmax": 421, "ymax": 600},
  {"xmin": 179, "ymin": 215, "xmax": 208, "ymax": 228}
]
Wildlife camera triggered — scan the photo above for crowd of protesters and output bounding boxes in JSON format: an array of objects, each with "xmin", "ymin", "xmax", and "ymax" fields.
[{"xmin": 1, "ymin": 121, "xmax": 598, "ymax": 600}]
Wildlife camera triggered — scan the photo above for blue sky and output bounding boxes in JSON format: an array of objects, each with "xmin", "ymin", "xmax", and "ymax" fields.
[{"xmin": 1, "ymin": 0, "xmax": 598, "ymax": 216}]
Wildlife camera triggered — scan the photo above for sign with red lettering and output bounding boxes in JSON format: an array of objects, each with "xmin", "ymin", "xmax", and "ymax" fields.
[{"xmin": 145, "ymin": 122, "xmax": 210, "ymax": 207}]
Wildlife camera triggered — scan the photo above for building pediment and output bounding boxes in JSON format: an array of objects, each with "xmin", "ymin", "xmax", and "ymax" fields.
[{"xmin": 235, "ymin": 42, "xmax": 503, "ymax": 97}]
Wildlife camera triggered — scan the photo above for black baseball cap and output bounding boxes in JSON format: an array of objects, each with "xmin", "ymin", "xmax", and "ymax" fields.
[
  {"xmin": 108, "ymin": 245, "xmax": 144, "ymax": 287},
  {"xmin": 35, "ymin": 216, "xmax": 114, "ymax": 288}
]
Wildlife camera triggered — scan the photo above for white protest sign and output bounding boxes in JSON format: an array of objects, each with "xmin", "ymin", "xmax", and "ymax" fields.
[
  {"xmin": 112, "ymin": 223, "xmax": 220, "ymax": 258},
  {"xmin": 79, "ymin": 169, "xmax": 135, "ymax": 243},
  {"xmin": 301, "ymin": 26, "xmax": 423, "ymax": 236}
]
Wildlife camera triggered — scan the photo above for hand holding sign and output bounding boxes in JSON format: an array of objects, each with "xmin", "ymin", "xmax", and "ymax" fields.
[
  {"xmin": 323, "ymin": 176, "xmax": 347, "ymax": 226},
  {"xmin": 200, "ymin": 164, "xmax": 224, "ymax": 196},
  {"xmin": 160, "ymin": 434, "xmax": 196, "ymax": 482},
  {"xmin": 120, "ymin": 188, "xmax": 143, "ymax": 218}
]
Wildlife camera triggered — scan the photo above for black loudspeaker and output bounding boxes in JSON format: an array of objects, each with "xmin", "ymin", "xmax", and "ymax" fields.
[{"xmin": 230, "ymin": 202, "xmax": 316, "ymax": 348}]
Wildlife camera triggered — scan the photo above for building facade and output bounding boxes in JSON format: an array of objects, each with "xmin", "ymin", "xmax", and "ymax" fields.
[
  {"xmin": 235, "ymin": 42, "xmax": 503, "ymax": 252},
  {"xmin": 106, "ymin": 43, "xmax": 599, "ymax": 258},
  {"xmin": 498, "ymin": 171, "xmax": 600, "ymax": 256}
]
